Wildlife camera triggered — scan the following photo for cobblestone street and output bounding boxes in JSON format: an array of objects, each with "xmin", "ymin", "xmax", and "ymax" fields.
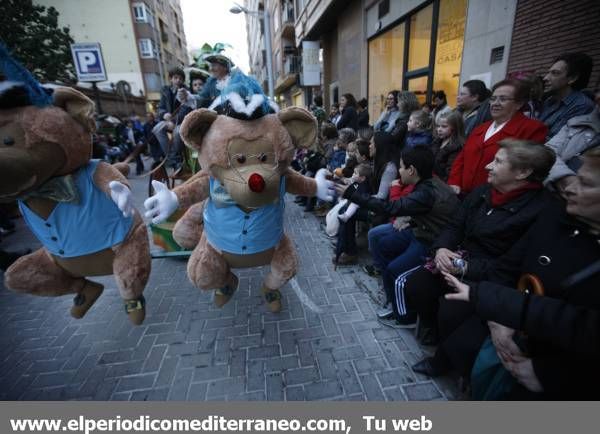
[{"xmin": 0, "ymin": 160, "xmax": 461, "ymax": 401}]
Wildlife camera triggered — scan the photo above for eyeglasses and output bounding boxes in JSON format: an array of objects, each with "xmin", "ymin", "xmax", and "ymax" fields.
[{"xmin": 489, "ymin": 96, "xmax": 515, "ymax": 103}]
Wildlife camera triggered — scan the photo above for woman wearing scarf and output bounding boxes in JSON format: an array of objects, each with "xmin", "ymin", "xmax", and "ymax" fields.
[
  {"xmin": 442, "ymin": 147, "xmax": 600, "ymax": 399},
  {"xmin": 397, "ymin": 140, "xmax": 556, "ymax": 379}
]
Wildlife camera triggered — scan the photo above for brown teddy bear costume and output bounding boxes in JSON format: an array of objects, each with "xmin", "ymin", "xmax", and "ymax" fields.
[
  {"xmin": 0, "ymin": 76, "xmax": 150, "ymax": 325},
  {"xmin": 145, "ymin": 73, "xmax": 332, "ymax": 312}
]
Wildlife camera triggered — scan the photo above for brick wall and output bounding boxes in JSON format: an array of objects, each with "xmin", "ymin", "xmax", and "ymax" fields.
[{"xmin": 508, "ymin": 0, "xmax": 600, "ymax": 89}]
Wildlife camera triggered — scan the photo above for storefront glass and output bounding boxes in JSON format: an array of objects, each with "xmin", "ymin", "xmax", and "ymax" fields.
[
  {"xmin": 433, "ymin": 0, "xmax": 468, "ymax": 108},
  {"xmin": 367, "ymin": 23, "xmax": 405, "ymax": 122},
  {"xmin": 408, "ymin": 4, "xmax": 433, "ymax": 71},
  {"xmin": 368, "ymin": 0, "xmax": 468, "ymax": 115}
]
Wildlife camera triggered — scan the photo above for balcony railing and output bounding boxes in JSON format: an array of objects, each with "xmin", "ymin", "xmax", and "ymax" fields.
[{"xmin": 283, "ymin": 55, "xmax": 300, "ymax": 75}]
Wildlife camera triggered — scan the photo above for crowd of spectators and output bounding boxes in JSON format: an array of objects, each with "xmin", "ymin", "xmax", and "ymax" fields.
[{"xmin": 295, "ymin": 51, "xmax": 599, "ymax": 400}]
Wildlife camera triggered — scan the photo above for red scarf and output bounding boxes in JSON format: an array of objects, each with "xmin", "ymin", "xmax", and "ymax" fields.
[{"xmin": 490, "ymin": 182, "xmax": 542, "ymax": 208}]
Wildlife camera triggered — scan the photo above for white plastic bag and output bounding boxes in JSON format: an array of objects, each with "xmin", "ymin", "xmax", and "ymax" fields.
[{"xmin": 325, "ymin": 199, "xmax": 348, "ymax": 237}]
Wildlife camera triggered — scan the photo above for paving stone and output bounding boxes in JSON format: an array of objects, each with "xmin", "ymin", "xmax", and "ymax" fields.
[
  {"xmin": 285, "ymin": 385, "xmax": 305, "ymax": 401},
  {"xmin": 207, "ymin": 377, "xmax": 245, "ymax": 398},
  {"xmin": 376, "ymin": 367, "xmax": 415, "ymax": 387},
  {"xmin": 264, "ymin": 354, "xmax": 299, "ymax": 372},
  {"xmin": 337, "ymin": 361, "xmax": 362, "ymax": 395},
  {"xmin": 248, "ymin": 345, "xmax": 280, "ymax": 359},
  {"xmin": 285, "ymin": 367, "xmax": 319, "ymax": 385},
  {"xmin": 304, "ymin": 379, "xmax": 343, "ymax": 400},
  {"xmin": 115, "ymin": 373, "xmax": 157, "ymax": 393},
  {"xmin": 193, "ymin": 365, "xmax": 229, "ymax": 383},
  {"xmin": 131, "ymin": 387, "xmax": 170, "ymax": 401},
  {"xmin": 187, "ymin": 382, "xmax": 207, "ymax": 400},
  {"xmin": 354, "ymin": 357, "xmax": 388, "ymax": 375},
  {"xmin": 359, "ymin": 373, "xmax": 385, "ymax": 401},
  {"xmin": 168, "ymin": 368, "xmax": 194, "ymax": 400},
  {"xmin": 403, "ymin": 382, "xmax": 444, "ymax": 401},
  {"xmin": 265, "ymin": 372, "xmax": 284, "ymax": 400},
  {"xmin": 154, "ymin": 357, "xmax": 179, "ymax": 388}
]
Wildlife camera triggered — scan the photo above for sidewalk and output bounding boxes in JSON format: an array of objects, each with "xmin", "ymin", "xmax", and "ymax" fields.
[{"xmin": 0, "ymin": 159, "xmax": 462, "ymax": 401}]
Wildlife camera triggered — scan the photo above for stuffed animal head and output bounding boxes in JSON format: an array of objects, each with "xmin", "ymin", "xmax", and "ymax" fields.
[
  {"xmin": 180, "ymin": 107, "xmax": 316, "ymax": 209},
  {"xmin": 0, "ymin": 85, "xmax": 95, "ymax": 201},
  {"xmin": 0, "ymin": 44, "xmax": 95, "ymax": 201}
]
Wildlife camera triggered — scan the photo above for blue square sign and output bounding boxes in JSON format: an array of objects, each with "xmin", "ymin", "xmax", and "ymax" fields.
[{"xmin": 71, "ymin": 43, "xmax": 107, "ymax": 82}]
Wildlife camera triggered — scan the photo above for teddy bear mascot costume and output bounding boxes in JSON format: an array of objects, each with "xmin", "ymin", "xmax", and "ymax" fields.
[
  {"xmin": 0, "ymin": 45, "xmax": 150, "ymax": 325},
  {"xmin": 144, "ymin": 70, "xmax": 333, "ymax": 313}
]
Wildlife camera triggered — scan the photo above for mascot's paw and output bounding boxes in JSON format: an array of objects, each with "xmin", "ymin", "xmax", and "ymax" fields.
[
  {"xmin": 262, "ymin": 286, "xmax": 282, "ymax": 313},
  {"xmin": 144, "ymin": 180, "xmax": 179, "ymax": 224},
  {"xmin": 109, "ymin": 181, "xmax": 134, "ymax": 217},
  {"xmin": 124, "ymin": 295, "xmax": 146, "ymax": 325},
  {"xmin": 214, "ymin": 274, "xmax": 239, "ymax": 308},
  {"xmin": 71, "ymin": 281, "xmax": 104, "ymax": 319},
  {"xmin": 315, "ymin": 168, "xmax": 334, "ymax": 202}
]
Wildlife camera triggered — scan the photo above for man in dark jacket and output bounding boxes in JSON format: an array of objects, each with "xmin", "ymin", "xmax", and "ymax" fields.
[
  {"xmin": 158, "ymin": 67, "xmax": 186, "ymax": 122},
  {"xmin": 155, "ymin": 67, "xmax": 187, "ymax": 169},
  {"xmin": 335, "ymin": 146, "xmax": 459, "ymax": 327},
  {"xmin": 539, "ymin": 52, "xmax": 594, "ymax": 140}
]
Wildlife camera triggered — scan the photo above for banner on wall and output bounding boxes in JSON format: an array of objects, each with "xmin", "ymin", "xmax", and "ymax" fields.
[{"xmin": 301, "ymin": 41, "xmax": 320, "ymax": 87}]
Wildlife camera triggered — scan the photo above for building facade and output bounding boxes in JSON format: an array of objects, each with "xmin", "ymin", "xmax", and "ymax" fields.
[
  {"xmin": 246, "ymin": 0, "xmax": 598, "ymax": 120},
  {"xmin": 35, "ymin": 0, "xmax": 188, "ymax": 108},
  {"xmin": 245, "ymin": 0, "xmax": 309, "ymax": 108}
]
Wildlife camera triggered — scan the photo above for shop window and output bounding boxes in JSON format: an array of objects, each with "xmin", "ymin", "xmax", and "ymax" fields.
[
  {"xmin": 407, "ymin": 76, "xmax": 428, "ymax": 105},
  {"xmin": 407, "ymin": 4, "xmax": 433, "ymax": 72},
  {"xmin": 432, "ymin": 0, "xmax": 467, "ymax": 107},
  {"xmin": 367, "ymin": 23, "xmax": 405, "ymax": 121}
]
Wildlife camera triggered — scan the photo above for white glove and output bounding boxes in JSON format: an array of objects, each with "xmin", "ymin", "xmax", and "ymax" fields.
[
  {"xmin": 315, "ymin": 168, "xmax": 334, "ymax": 202},
  {"xmin": 338, "ymin": 212, "xmax": 350, "ymax": 223},
  {"xmin": 109, "ymin": 181, "xmax": 134, "ymax": 218},
  {"xmin": 144, "ymin": 180, "xmax": 179, "ymax": 224}
]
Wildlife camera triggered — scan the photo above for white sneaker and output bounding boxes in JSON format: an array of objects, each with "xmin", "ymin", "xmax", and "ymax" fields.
[{"xmin": 376, "ymin": 303, "xmax": 394, "ymax": 319}]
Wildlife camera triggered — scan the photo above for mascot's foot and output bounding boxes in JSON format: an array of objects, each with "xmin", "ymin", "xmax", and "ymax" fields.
[
  {"xmin": 262, "ymin": 286, "xmax": 282, "ymax": 313},
  {"xmin": 214, "ymin": 274, "xmax": 239, "ymax": 308},
  {"xmin": 71, "ymin": 281, "xmax": 104, "ymax": 319},
  {"xmin": 124, "ymin": 295, "xmax": 146, "ymax": 325}
]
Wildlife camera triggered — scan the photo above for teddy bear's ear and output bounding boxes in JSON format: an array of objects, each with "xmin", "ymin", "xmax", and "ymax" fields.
[
  {"xmin": 180, "ymin": 109, "xmax": 218, "ymax": 149},
  {"xmin": 52, "ymin": 87, "xmax": 96, "ymax": 132},
  {"xmin": 278, "ymin": 107, "xmax": 317, "ymax": 149}
]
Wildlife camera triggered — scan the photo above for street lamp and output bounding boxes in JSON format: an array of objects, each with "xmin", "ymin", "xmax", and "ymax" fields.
[{"xmin": 229, "ymin": 2, "xmax": 275, "ymax": 101}]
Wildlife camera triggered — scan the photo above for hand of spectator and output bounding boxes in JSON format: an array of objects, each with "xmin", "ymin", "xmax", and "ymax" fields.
[
  {"xmin": 108, "ymin": 181, "xmax": 134, "ymax": 218},
  {"xmin": 488, "ymin": 321, "xmax": 523, "ymax": 364},
  {"xmin": 315, "ymin": 168, "xmax": 334, "ymax": 202},
  {"xmin": 163, "ymin": 113, "xmax": 172, "ymax": 121},
  {"xmin": 449, "ymin": 185, "xmax": 461, "ymax": 195},
  {"xmin": 391, "ymin": 179, "xmax": 401, "ymax": 187},
  {"xmin": 177, "ymin": 88, "xmax": 190, "ymax": 102},
  {"xmin": 144, "ymin": 180, "xmax": 179, "ymax": 224},
  {"xmin": 435, "ymin": 248, "xmax": 461, "ymax": 273},
  {"xmin": 505, "ymin": 357, "xmax": 544, "ymax": 393},
  {"xmin": 333, "ymin": 182, "xmax": 349, "ymax": 198},
  {"xmin": 442, "ymin": 271, "xmax": 470, "ymax": 302}
]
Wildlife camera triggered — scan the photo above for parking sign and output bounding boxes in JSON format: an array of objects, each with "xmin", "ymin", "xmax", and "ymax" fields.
[{"xmin": 70, "ymin": 43, "xmax": 107, "ymax": 82}]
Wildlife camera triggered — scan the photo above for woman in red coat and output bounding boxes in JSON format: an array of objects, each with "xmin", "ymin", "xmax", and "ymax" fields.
[{"xmin": 448, "ymin": 79, "xmax": 547, "ymax": 195}]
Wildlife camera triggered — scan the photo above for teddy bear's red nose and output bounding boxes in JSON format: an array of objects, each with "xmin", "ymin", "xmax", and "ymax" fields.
[{"xmin": 248, "ymin": 173, "xmax": 265, "ymax": 193}]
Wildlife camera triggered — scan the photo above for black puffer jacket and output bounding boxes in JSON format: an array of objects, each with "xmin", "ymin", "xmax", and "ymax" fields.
[
  {"xmin": 432, "ymin": 184, "xmax": 553, "ymax": 280},
  {"xmin": 470, "ymin": 201, "xmax": 600, "ymax": 399},
  {"xmin": 345, "ymin": 177, "xmax": 459, "ymax": 244}
]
